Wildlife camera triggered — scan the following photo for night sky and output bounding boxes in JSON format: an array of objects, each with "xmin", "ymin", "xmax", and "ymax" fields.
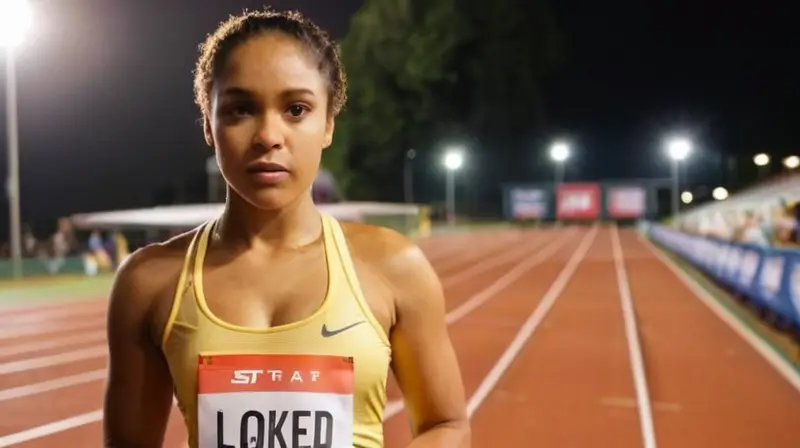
[{"xmin": 0, "ymin": 0, "xmax": 797, "ymax": 232}]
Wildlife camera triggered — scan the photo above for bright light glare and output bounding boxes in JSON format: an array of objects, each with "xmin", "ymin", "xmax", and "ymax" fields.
[
  {"xmin": 443, "ymin": 150, "xmax": 464, "ymax": 171},
  {"xmin": 549, "ymin": 142, "xmax": 570, "ymax": 162},
  {"xmin": 783, "ymin": 155, "xmax": 799, "ymax": 169},
  {"xmin": 680, "ymin": 191, "xmax": 693, "ymax": 204},
  {"xmin": 712, "ymin": 187, "xmax": 728, "ymax": 201},
  {"xmin": 0, "ymin": 0, "xmax": 32, "ymax": 49},
  {"xmin": 753, "ymin": 153, "xmax": 770, "ymax": 167},
  {"xmin": 666, "ymin": 137, "xmax": 692, "ymax": 161}
]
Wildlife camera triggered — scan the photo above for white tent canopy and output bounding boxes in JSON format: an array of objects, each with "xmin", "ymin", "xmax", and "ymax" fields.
[{"xmin": 71, "ymin": 202, "xmax": 420, "ymax": 230}]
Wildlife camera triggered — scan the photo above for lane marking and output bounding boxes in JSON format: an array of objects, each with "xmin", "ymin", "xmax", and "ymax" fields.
[
  {"xmin": 0, "ymin": 410, "xmax": 104, "ymax": 447},
  {"xmin": 638, "ymin": 232, "xmax": 800, "ymax": 393},
  {"xmin": 0, "ymin": 318, "xmax": 105, "ymax": 342},
  {"xmin": 385, "ymin": 231, "xmax": 577, "ymax": 419},
  {"xmin": 465, "ymin": 224, "xmax": 597, "ymax": 416},
  {"xmin": 0, "ymin": 330, "xmax": 106, "ymax": 358},
  {"xmin": 436, "ymin": 233, "xmax": 534, "ymax": 272},
  {"xmin": 442, "ymin": 231, "xmax": 566, "ymax": 288},
  {"xmin": 0, "ymin": 346, "xmax": 106, "ymax": 375},
  {"xmin": 0, "ymin": 369, "xmax": 106, "ymax": 402},
  {"xmin": 611, "ymin": 224, "xmax": 657, "ymax": 448},
  {"xmin": 0, "ymin": 229, "xmax": 578, "ymax": 444}
]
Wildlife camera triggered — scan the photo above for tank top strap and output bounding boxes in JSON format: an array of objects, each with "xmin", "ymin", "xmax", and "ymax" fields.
[
  {"xmin": 160, "ymin": 222, "xmax": 210, "ymax": 351},
  {"xmin": 322, "ymin": 213, "xmax": 391, "ymax": 346}
]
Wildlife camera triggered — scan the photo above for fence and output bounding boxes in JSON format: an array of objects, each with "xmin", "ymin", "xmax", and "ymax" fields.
[{"xmin": 648, "ymin": 225, "xmax": 800, "ymax": 338}]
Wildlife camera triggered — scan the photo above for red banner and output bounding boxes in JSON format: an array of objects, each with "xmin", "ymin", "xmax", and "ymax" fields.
[
  {"xmin": 556, "ymin": 183, "xmax": 601, "ymax": 219},
  {"xmin": 606, "ymin": 186, "xmax": 646, "ymax": 218}
]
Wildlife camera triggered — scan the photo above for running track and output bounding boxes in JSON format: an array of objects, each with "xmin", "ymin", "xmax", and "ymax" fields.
[{"xmin": 0, "ymin": 225, "xmax": 798, "ymax": 447}]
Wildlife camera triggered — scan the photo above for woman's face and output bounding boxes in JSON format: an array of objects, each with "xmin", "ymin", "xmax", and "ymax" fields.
[{"xmin": 205, "ymin": 32, "xmax": 334, "ymax": 211}]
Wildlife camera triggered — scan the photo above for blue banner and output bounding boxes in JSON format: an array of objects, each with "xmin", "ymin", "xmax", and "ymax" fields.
[
  {"xmin": 509, "ymin": 187, "xmax": 549, "ymax": 220},
  {"xmin": 648, "ymin": 226, "xmax": 800, "ymax": 331}
]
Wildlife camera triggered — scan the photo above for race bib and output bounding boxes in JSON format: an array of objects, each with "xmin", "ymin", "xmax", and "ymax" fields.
[{"xmin": 197, "ymin": 354, "xmax": 355, "ymax": 448}]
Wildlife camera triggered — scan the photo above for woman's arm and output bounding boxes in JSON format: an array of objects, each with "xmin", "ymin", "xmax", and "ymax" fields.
[
  {"xmin": 370, "ymin": 229, "xmax": 471, "ymax": 447},
  {"xmin": 103, "ymin": 247, "xmax": 176, "ymax": 447}
]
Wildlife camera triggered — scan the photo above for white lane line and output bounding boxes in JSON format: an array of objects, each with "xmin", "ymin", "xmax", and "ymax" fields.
[
  {"xmin": 0, "ymin": 345, "xmax": 106, "ymax": 375},
  {"xmin": 0, "ymin": 297, "xmax": 106, "ymax": 315},
  {"xmin": 435, "ymin": 233, "xmax": 531, "ymax": 272},
  {"xmin": 0, "ymin": 317, "xmax": 106, "ymax": 341},
  {"xmin": 0, "ymin": 410, "xmax": 105, "ymax": 447},
  {"xmin": 0, "ymin": 305, "xmax": 106, "ymax": 327},
  {"xmin": 465, "ymin": 224, "xmax": 597, "ymax": 416},
  {"xmin": 0, "ymin": 330, "xmax": 106, "ymax": 358},
  {"xmin": 611, "ymin": 225, "xmax": 657, "ymax": 448},
  {"xmin": 0, "ymin": 369, "xmax": 106, "ymax": 402},
  {"xmin": 638, "ymin": 232, "xmax": 800, "ymax": 393},
  {"xmin": 441, "ymin": 231, "xmax": 563, "ymax": 288},
  {"xmin": 384, "ymin": 229, "xmax": 579, "ymax": 420},
  {"xmin": 0, "ymin": 232, "xmax": 570, "ymax": 448}
]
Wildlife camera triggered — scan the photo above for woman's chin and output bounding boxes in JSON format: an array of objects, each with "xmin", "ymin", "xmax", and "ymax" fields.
[{"xmin": 241, "ymin": 188, "xmax": 308, "ymax": 212}]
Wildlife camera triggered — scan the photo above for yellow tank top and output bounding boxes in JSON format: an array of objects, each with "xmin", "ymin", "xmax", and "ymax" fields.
[{"xmin": 162, "ymin": 213, "xmax": 391, "ymax": 448}]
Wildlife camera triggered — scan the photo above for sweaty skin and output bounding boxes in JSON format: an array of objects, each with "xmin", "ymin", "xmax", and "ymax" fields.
[{"xmin": 103, "ymin": 222, "xmax": 470, "ymax": 447}]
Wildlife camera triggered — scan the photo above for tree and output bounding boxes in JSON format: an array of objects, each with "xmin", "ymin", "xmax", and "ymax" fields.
[{"xmin": 325, "ymin": 0, "xmax": 565, "ymax": 202}]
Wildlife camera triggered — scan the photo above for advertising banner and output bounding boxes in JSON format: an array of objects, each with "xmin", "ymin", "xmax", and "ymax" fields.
[
  {"xmin": 556, "ymin": 183, "xmax": 601, "ymax": 219},
  {"xmin": 648, "ymin": 226, "xmax": 800, "ymax": 329},
  {"xmin": 509, "ymin": 187, "xmax": 548, "ymax": 220},
  {"xmin": 606, "ymin": 186, "xmax": 646, "ymax": 218}
]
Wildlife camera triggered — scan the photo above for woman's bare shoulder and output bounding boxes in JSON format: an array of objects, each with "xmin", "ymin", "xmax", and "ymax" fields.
[
  {"xmin": 339, "ymin": 222, "xmax": 439, "ymax": 299},
  {"xmin": 109, "ymin": 229, "xmax": 199, "ymax": 319}
]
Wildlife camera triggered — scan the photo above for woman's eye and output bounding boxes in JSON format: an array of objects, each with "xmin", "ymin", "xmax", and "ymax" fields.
[
  {"xmin": 232, "ymin": 105, "xmax": 253, "ymax": 116},
  {"xmin": 287, "ymin": 105, "xmax": 308, "ymax": 118}
]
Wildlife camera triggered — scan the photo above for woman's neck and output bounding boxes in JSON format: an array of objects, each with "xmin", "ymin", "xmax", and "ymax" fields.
[{"xmin": 215, "ymin": 190, "xmax": 323, "ymax": 250}]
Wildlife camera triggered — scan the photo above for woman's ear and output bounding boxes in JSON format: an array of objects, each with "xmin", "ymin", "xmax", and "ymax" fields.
[
  {"xmin": 323, "ymin": 117, "xmax": 335, "ymax": 150},
  {"xmin": 203, "ymin": 116, "xmax": 214, "ymax": 148}
]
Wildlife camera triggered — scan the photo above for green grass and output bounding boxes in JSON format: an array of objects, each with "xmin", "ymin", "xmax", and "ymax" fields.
[{"xmin": 0, "ymin": 274, "xmax": 113, "ymax": 306}]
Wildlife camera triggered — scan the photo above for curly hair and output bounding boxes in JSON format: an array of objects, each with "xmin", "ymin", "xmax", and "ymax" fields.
[{"xmin": 193, "ymin": 8, "xmax": 348, "ymax": 119}]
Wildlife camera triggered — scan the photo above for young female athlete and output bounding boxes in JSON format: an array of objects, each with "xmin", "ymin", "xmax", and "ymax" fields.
[{"xmin": 102, "ymin": 8, "xmax": 470, "ymax": 448}]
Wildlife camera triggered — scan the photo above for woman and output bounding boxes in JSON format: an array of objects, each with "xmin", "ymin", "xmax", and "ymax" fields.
[{"xmin": 102, "ymin": 8, "xmax": 469, "ymax": 448}]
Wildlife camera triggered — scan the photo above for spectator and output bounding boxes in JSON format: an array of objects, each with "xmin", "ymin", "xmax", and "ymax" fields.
[{"xmin": 739, "ymin": 211, "xmax": 770, "ymax": 246}]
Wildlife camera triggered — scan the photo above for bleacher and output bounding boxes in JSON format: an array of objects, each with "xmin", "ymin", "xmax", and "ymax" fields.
[{"xmin": 647, "ymin": 174, "xmax": 800, "ymax": 341}]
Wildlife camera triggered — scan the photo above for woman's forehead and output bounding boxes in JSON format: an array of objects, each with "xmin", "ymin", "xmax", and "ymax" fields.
[{"xmin": 216, "ymin": 33, "xmax": 326, "ymax": 96}]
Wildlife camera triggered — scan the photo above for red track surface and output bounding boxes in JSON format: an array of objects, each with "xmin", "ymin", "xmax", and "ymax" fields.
[{"xmin": 0, "ymin": 225, "xmax": 799, "ymax": 447}]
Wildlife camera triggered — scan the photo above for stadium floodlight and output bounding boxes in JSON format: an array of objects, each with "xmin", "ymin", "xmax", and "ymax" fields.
[
  {"xmin": 712, "ymin": 187, "xmax": 729, "ymax": 201},
  {"xmin": 783, "ymin": 155, "xmax": 800, "ymax": 169},
  {"xmin": 443, "ymin": 150, "xmax": 464, "ymax": 171},
  {"xmin": 442, "ymin": 147, "xmax": 465, "ymax": 225},
  {"xmin": 680, "ymin": 191, "xmax": 693, "ymax": 204},
  {"xmin": 666, "ymin": 137, "xmax": 692, "ymax": 161},
  {"xmin": 0, "ymin": 0, "xmax": 32, "ymax": 49},
  {"xmin": 753, "ymin": 153, "xmax": 770, "ymax": 167},
  {"xmin": 1, "ymin": 0, "xmax": 33, "ymax": 278},
  {"xmin": 549, "ymin": 141, "xmax": 570, "ymax": 162}
]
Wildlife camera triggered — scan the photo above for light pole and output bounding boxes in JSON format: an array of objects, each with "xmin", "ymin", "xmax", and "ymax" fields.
[
  {"xmin": 549, "ymin": 141, "xmax": 570, "ymax": 188},
  {"xmin": 1, "ymin": 0, "xmax": 33, "ymax": 278},
  {"xmin": 443, "ymin": 148, "xmax": 464, "ymax": 226},
  {"xmin": 665, "ymin": 137, "xmax": 692, "ymax": 222},
  {"xmin": 403, "ymin": 149, "xmax": 415, "ymax": 204}
]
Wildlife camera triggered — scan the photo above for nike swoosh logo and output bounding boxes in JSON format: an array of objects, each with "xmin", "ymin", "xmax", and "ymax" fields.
[{"xmin": 321, "ymin": 321, "xmax": 366, "ymax": 337}]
